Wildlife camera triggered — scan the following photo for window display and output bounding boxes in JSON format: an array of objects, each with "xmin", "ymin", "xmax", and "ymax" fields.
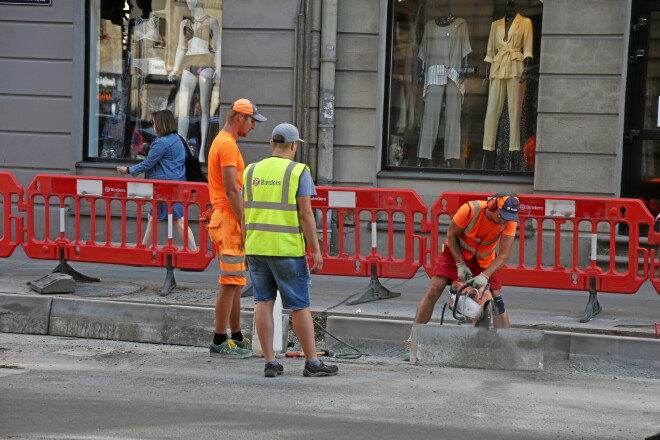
[
  {"xmin": 88, "ymin": 0, "xmax": 222, "ymax": 162},
  {"xmin": 386, "ymin": 0, "xmax": 542, "ymax": 173}
]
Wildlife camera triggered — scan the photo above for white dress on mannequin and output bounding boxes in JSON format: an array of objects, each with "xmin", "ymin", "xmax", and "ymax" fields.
[
  {"xmin": 417, "ymin": 18, "xmax": 471, "ymax": 162},
  {"xmin": 168, "ymin": 0, "xmax": 221, "ymax": 162}
]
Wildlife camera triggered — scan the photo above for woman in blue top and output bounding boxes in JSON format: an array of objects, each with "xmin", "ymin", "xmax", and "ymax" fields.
[{"xmin": 117, "ymin": 110, "xmax": 197, "ymax": 251}]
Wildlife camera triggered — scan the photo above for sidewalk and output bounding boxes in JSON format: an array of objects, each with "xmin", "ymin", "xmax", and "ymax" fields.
[{"xmin": 1, "ymin": 248, "xmax": 659, "ymax": 367}]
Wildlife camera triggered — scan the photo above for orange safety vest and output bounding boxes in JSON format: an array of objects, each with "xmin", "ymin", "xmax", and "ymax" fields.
[{"xmin": 446, "ymin": 201, "xmax": 506, "ymax": 267}]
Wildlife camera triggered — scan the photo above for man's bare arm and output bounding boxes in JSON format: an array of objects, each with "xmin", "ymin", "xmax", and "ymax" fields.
[
  {"xmin": 297, "ymin": 195, "xmax": 322, "ymax": 273},
  {"xmin": 221, "ymin": 166, "xmax": 243, "ymax": 221},
  {"xmin": 446, "ymin": 220, "xmax": 466, "ymax": 264},
  {"xmin": 483, "ymin": 234, "xmax": 515, "ymax": 277}
]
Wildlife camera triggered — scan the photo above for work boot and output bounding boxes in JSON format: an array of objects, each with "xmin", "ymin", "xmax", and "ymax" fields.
[
  {"xmin": 302, "ymin": 361, "xmax": 338, "ymax": 377},
  {"xmin": 264, "ymin": 362, "xmax": 284, "ymax": 378}
]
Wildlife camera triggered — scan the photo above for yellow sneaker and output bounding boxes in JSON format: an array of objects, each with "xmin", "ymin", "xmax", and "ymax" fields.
[
  {"xmin": 235, "ymin": 337, "xmax": 251, "ymax": 350},
  {"xmin": 403, "ymin": 339, "xmax": 411, "ymax": 361},
  {"xmin": 209, "ymin": 340, "xmax": 252, "ymax": 358}
]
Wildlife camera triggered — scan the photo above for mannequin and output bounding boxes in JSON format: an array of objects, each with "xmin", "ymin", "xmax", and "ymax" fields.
[
  {"xmin": 168, "ymin": 0, "xmax": 221, "ymax": 163},
  {"xmin": 416, "ymin": 1, "xmax": 471, "ymax": 168},
  {"xmin": 133, "ymin": 14, "xmax": 167, "ymax": 75},
  {"xmin": 482, "ymin": 0, "xmax": 532, "ymax": 161},
  {"xmin": 434, "ymin": 1, "xmax": 455, "ymax": 26}
]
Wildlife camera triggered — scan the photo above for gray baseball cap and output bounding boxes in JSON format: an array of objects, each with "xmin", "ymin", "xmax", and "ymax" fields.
[{"xmin": 272, "ymin": 123, "xmax": 305, "ymax": 143}]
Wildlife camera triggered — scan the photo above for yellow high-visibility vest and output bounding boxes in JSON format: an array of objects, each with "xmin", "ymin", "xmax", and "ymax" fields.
[{"xmin": 243, "ymin": 157, "xmax": 309, "ymax": 257}]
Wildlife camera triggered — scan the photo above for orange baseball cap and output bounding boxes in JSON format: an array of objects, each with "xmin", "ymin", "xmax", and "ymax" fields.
[{"xmin": 232, "ymin": 98, "xmax": 267, "ymax": 122}]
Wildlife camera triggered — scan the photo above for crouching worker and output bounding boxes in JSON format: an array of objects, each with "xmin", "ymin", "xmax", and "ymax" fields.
[
  {"xmin": 406, "ymin": 193, "xmax": 520, "ymax": 357},
  {"xmin": 242, "ymin": 123, "xmax": 339, "ymax": 378}
]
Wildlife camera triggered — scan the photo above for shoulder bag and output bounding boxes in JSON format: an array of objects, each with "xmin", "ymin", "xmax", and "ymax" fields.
[{"xmin": 178, "ymin": 135, "xmax": 208, "ymax": 183}]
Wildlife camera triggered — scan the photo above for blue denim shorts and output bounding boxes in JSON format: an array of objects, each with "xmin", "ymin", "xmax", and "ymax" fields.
[
  {"xmin": 151, "ymin": 202, "xmax": 184, "ymax": 221},
  {"xmin": 246, "ymin": 255, "xmax": 311, "ymax": 310}
]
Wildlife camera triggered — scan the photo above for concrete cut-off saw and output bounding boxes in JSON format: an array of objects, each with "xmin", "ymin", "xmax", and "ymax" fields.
[{"xmin": 441, "ymin": 279, "xmax": 493, "ymax": 328}]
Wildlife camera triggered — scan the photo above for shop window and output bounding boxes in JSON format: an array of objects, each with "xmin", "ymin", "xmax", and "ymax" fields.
[
  {"xmin": 385, "ymin": 0, "xmax": 542, "ymax": 173},
  {"xmin": 87, "ymin": 0, "xmax": 222, "ymax": 162}
]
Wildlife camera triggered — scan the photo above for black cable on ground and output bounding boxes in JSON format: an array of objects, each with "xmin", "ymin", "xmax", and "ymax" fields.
[{"xmin": 312, "ymin": 318, "xmax": 370, "ymax": 360}]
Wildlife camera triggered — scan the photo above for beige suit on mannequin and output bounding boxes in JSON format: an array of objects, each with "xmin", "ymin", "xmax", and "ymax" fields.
[{"xmin": 482, "ymin": 14, "xmax": 532, "ymax": 152}]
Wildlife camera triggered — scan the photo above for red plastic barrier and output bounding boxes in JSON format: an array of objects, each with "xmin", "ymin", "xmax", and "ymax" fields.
[
  {"xmin": 310, "ymin": 186, "xmax": 427, "ymax": 279},
  {"xmin": 21, "ymin": 174, "xmax": 214, "ymax": 271},
  {"xmin": 425, "ymin": 192, "xmax": 655, "ymax": 295},
  {"xmin": 648, "ymin": 215, "xmax": 660, "ymax": 295},
  {"xmin": 0, "ymin": 172, "xmax": 23, "ymax": 258}
]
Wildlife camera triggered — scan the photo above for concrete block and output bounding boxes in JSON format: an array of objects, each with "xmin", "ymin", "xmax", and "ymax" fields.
[
  {"xmin": 534, "ymin": 155, "xmax": 617, "ymax": 195},
  {"xmin": 540, "ymin": 38, "xmax": 624, "ymax": 75},
  {"xmin": 544, "ymin": 331, "xmax": 571, "ymax": 360},
  {"xmin": 411, "ymin": 324, "xmax": 544, "ymax": 371},
  {"xmin": 49, "ymin": 299, "xmax": 261, "ymax": 348},
  {"xmin": 569, "ymin": 333, "xmax": 660, "ymax": 365},
  {"xmin": 49, "ymin": 298, "xmax": 166, "ymax": 343},
  {"xmin": 538, "ymin": 77, "xmax": 620, "ymax": 115},
  {"xmin": 0, "ymin": 294, "xmax": 52, "ymax": 335},
  {"xmin": 536, "ymin": 115, "xmax": 619, "ymax": 155},
  {"xmin": 161, "ymin": 307, "xmax": 254, "ymax": 347},
  {"xmin": 542, "ymin": 0, "xmax": 626, "ymax": 35},
  {"xmin": 161, "ymin": 305, "xmax": 216, "ymax": 347},
  {"xmin": 325, "ymin": 316, "xmax": 412, "ymax": 357}
]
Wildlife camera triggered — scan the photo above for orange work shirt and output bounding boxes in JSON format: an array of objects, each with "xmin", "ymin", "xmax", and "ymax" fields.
[
  {"xmin": 207, "ymin": 130, "xmax": 244, "ymax": 210},
  {"xmin": 447, "ymin": 201, "xmax": 517, "ymax": 266}
]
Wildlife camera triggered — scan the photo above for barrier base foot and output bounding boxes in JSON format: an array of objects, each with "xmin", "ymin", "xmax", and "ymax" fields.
[
  {"xmin": 346, "ymin": 264, "xmax": 400, "ymax": 306},
  {"xmin": 580, "ymin": 278, "xmax": 601, "ymax": 323},
  {"xmin": 160, "ymin": 255, "xmax": 176, "ymax": 297},
  {"xmin": 52, "ymin": 261, "xmax": 100, "ymax": 283},
  {"xmin": 160, "ymin": 269, "xmax": 176, "ymax": 297}
]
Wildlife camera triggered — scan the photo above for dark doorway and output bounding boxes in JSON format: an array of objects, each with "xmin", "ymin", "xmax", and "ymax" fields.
[{"xmin": 623, "ymin": 0, "xmax": 660, "ymax": 223}]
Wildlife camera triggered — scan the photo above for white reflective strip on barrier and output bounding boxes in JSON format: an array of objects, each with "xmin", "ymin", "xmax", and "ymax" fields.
[
  {"xmin": 60, "ymin": 207, "xmax": 65, "ymax": 233},
  {"xmin": 168, "ymin": 213, "xmax": 173, "ymax": 239},
  {"xmin": 77, "ymin": 179, "xmax": 103, "ymax": 196},
  {"xmin": 328, "ymin": 191, "xmax": 356, "ymax": 208},
  {"xmin": 372, "ymin": 222, "xmax": 377, "ymax": 248},
  {"xmin": 591, "ymin": 233, "xmax": 597, "ymax": 262},
  {"xmin": 127, "ymin": 182, "xmax": 154, "ymax": 199}
]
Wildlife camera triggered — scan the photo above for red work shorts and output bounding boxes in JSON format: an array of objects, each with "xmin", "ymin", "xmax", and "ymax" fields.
[{"xmin": 432, "ymin": 245, "xmax": 503, "ymax": 290}]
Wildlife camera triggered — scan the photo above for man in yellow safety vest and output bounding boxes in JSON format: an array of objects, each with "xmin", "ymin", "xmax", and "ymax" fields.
[{"xmin": 242, "ymin": 123, "xmax": 338, "ymax": 378}]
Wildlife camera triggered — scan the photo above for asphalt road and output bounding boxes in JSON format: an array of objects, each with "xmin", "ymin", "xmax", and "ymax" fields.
[{"xmin": 1, "ymin": 334, "xmax": 659, "ymax": 440}]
